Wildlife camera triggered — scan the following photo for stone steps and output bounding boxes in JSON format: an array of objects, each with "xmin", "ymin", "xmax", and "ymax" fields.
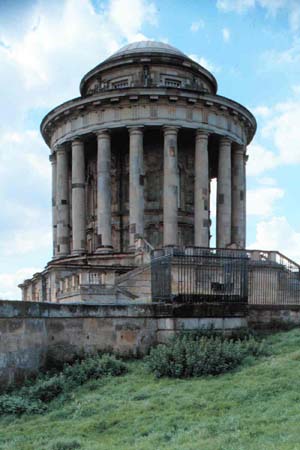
[{"xmin": 115, "ymin": 263, "xmax": 152, "ymax": 301}]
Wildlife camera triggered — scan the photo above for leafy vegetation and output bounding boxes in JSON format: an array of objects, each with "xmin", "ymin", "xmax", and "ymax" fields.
[
  {"xmin": 1, "ymin": 329, "xmax": 300, "ymax": 449},
  {"xmin": 145, "ymin": 332, "xmax": 268, "ymax": 378},
  {"xmin": 0, "ymin": 354, "xmax": 127, "ymax": 416}
]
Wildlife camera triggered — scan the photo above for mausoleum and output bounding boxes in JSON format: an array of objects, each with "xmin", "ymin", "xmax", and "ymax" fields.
[{"xmin": 20, "ymin": 41, "xmax": 258, "ymax": 303}]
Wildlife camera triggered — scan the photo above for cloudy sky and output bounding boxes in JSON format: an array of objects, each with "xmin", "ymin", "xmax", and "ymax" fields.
[{"xmin": 1, "ymin": 0, "xmax": 300, "ymax": 299}]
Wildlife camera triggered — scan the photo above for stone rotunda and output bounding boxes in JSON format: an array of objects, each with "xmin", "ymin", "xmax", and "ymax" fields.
[{"xmin": 20, "ymin": 41, "xmax": 257, "ymax": 303}]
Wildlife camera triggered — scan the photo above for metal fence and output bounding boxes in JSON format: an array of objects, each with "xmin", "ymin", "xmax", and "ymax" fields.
[
  {"xmin": 151, "ymin": 247, "xmax": 300, "ymax": 305},
  {"xmin": 247, "ymin": 252, "xmax": 300, "ymax": 305},
  {"xmin": 151, "ymin": 247, "xmax": 248, "ymax": 303}
]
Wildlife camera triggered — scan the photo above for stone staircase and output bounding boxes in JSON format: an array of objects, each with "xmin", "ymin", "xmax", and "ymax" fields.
[{"xmin": 115, "ymin": 263, "xmax": 152, "ymax": 302}]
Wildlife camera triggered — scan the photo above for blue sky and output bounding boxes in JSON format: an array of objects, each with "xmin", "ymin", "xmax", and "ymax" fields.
[{"xmin": 1, "ymin": 0, "xmax": 300, "ymax": 299}]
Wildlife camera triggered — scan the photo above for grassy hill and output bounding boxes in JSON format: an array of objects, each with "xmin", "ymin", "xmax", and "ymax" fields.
[{"xmin": 1, "ymin": 329, "xmax": 300, "ymax": 450}]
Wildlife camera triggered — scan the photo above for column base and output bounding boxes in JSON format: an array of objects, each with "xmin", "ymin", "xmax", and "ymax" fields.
[
  {"xmin": 129, "ymin": 235, "xmax": 145, "ymax": 254},
  {"xmin": 95, "ymin": 246, "xmax": 114, "ymax": 254},
  {"xmin": 71, "ymin": 250, "xmax": 86, "ymax": 256},
  {"xmin": 56, "ymin": 253, "xmax": 69, "ymax": 259}
]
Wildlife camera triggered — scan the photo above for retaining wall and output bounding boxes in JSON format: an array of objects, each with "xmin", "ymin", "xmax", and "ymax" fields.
[
  {"xmin": 1, "ymin": 300, "xmax": 300, "ymax": 389},
  {"xmin": 0, "ymin": 300, "xmax": 246, "ymax": 388}
]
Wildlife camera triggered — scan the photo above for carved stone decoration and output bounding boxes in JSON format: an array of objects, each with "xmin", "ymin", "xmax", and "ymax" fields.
[{"xmin": 20, "ymin": 40, "xmax": 256, "ymax": 304}]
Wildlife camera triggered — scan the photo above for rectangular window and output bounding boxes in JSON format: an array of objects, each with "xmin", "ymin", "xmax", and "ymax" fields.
[
  {"xmin": 165, "ymin": 78, "xmax": 181, "ymax": 88},
  {"xmin": 112, "ymin": 79, "xmax": 129, "ymax": 89}
]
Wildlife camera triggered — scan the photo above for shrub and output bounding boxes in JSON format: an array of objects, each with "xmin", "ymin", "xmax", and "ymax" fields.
[
  {"xmin": 0, "ymin": 395, "xmax": 45, "ymax": 415},
  {"xmin": 0, "ymin": 354, "xmax": 127, "ymax": 416},
  {"xmin": 145, "ymin": 334, "xmax": 268, "ymax": 378},
  {"xmin": 23, "ymin": 374, "xmax": 65, "ymax": 403},
  {"xmin": 62, "ymin": 354, "xmax": 127, "ymax": 388}
]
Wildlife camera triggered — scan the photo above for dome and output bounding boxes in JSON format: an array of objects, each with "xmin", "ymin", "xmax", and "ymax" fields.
[
  {"xmin": 79, "ymin": 40, "xmax": 218, "ymax": 96},
  {"xmin": 108, "ymin": 41, "xmax": 186, "ymax": 60}
]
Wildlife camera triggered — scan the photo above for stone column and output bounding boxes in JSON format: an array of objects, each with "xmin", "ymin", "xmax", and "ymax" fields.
[
  {"xmin": 231, "ymin": 144, "xmax": 246, "ymax": 248},
  {"xmin": 56, "ymin": 144, "xmax": 70, "ymax": 256},
  {"xmin": 216, "ymin": 137, "xmax": 232, "ymax": 248},
  {"xmin": 194, "ymin": 130, "xmax": 210, "ymax": 247},
  {"xmin": 163, "ymin": 126, "xmax": 179, "ymax": 246},
  {"xmin": 129, "ymin": 126, "xmax": 144, "ymax": 249},
  {"xmin": 96, "ymin": 130, "xmax": 112, "ymax": 252},
  {"xmin": 71, "ymin": 138, "xmax": 86, "ymax": 255},
  {"xmin": 49, "ymin": 153, "xmax": 57, "ymax": 258}
]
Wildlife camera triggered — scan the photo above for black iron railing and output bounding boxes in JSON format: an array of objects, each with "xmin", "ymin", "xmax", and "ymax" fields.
[
  {"xmin": 151, "ymin": 247, "xmax": 300, "ymax": 305},
  {"xmin": 151, "ymin": 247, "xmax": 248, "ymax": 303}
]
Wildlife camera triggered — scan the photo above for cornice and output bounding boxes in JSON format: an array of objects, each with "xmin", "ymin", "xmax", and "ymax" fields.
[{"xmin": 41, "ymin": 89, "xmax": 256, "ymax": 148}]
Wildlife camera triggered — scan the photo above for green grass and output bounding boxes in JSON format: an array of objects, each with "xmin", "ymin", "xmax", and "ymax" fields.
[{"xmin": 1, "ymin": 329, "xmax": 300, "ymax": 450}]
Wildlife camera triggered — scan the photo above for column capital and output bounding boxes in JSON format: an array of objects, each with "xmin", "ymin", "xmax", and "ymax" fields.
[
  {"xmin": 95, "ymin": 129, "xmax": 110, "ymax": 138},
  {"xmin": 233, "ymin": 143, "xmax": 246, "ymax": 155},
  {"xmin": 71, "ymin": 136, "xmax": 83, "ymax": 146},
  {"xmin": 195, "ymin": 129, "xmax": 210, "ymax": 140},
  {"xmin": 163, "ymin": 125, "xmax": 180, "ymax": 135},
  {"xmin": 55, "ymin": 143, "xmax": 66, "ymax": 154},
  {"xmin": 127, "ymin": 125, "xmax": 144, "ymax": 134},
  {"xmin": 219, "ymin": 135, "xmax": 232, "ymax": 147}
]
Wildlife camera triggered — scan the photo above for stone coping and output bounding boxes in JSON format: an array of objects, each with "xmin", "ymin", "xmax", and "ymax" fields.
[{"xmin": 0, "ymin": 300, "xmax": 247, "ymax": 319}]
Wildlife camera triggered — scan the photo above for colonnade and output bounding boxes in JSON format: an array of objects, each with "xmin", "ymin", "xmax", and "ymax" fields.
[{"xmin": 50, "ymin": 127, "xmax": 246, "ymax": 258}]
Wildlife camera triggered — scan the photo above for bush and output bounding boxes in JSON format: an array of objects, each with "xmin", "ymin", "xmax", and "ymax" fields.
[
  {"xmin": 145, "ymin": 334, "xmax": 268, "ymax": 378},
  {"xmin": 0, "ymin": 395, "xmax": 45, "ymax": 415},
  {"xmin": 24, "ymin": 375, "xmax": 65, "ymax": 403},
  {"xmin": 62, "ymin": 354, "xmax": 127, "ymax": 388},
  {"xmin": 0, "ymin": 354, "xmax": 127, "ymax": 416}
]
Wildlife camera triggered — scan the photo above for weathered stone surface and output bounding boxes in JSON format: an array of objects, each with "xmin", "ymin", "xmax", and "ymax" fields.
[
  {"xmin": 20, "ymin": 40, "xmax": 256, "ymax": 304},
  {"xmin": 4, "ymin": 300, "xmax": 300, "ymax": 388},
  {"xmin": 0, "ymin": 299, "xmax": 249, "ymax": 388}
]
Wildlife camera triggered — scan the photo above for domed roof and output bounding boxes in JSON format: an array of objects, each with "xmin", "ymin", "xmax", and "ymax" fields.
[
  {"xmin": 79, "ymin": 40, "xmax": 218, "ymax": 96},
  {"xmin": 108, "ymin": 41, "xmax": 186, "ymax": 59}
]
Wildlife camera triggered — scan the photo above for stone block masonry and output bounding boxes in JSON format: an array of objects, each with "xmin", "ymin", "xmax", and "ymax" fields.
[
  {"xmin": 20, "ymin": 40, "xmax": 256, "ymax": 304},
  {"xmin": 2, "ymin": 300, "xmax": 300, "ymax": 389},
  {"xmin": 0, "ymin": 300, "xmax": 247, "ymax": 389}
]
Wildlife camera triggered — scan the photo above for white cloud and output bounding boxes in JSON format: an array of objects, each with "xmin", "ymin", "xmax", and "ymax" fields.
[
  {"xmin": 0, "ymin": 268, "xmax": 42, "ymax": 300},
  {"xmin": 247, "ymin": 186, "xmax": 284, "ymax": 216},
  {"xmin": 108, "ymin": 0, "xmax": 157, "ymax": 40},
  {"xmin": 217, "ymin": 0, "xmax": 286, "ymax": 14},
  {"xmin": 292, "ymin": 84, "xmax": 300, "ymax": 95},
  {"xmin": 247, "ymin": 98, "xmax": 300, "ymax": 175},
  {"xmin": 216, "ymin": 0, "xmax": 256, "ymax": 13},
  {"xmin": 189, "ymin": 54, "xmax": 220, "ymax": 73},
  {"xmin": 263, "ymin": 42, "xmax": 300, "ymax": 66},
  {"xmin": 0, "ymin": 0, "xmax": 158, "ymax": 115},
  {"xmin": 210, "ymin": 173, "xmax": 283, "ymax": 219},
  {"xmin": 190, "ymin": 19, "xmax": 205, "ymax": 32},
  {"xmin": 222, "ymin": 27, "xmax": 231, "ymax": 42},
  {"xmin": 262, "ymin": 100, "xmax": 300, "ymax": 164},
  {"xmin": 258, "ymin": 176, "xmax": 277, "ymax": 186},
  {"xmin": 289, "ymin": 3, "xmax": 300, "ymax": 32},
  {"xmin": 0, "ymin": 130, "xmax": 50, "ymax": 182},
  {"xmin": 258, "ymin": 0, "xmax": 286, "ymax": 14},
  {"xmin": 0, "ymin": 0, "xmax": 158, "ymax": 299},
  {"xmin": 249, "ymin": 216, "xmax": 300, "ymax": 262},
  {"xmin": 0, "ymin": 225, "xmax": 52, "ymax": 258},
  {"xmin": 252, "ymin": 105, "xmax": 271, "ymax": 117},
  {"xmin": 247, "ymin": 143, "xmax": 278, "ymax": 176},
  {"xmin": 217, "ymin": 0, "xmax": 300, "ymax": 31}
]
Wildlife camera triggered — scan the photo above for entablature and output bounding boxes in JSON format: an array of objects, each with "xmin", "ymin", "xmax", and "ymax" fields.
[{"xmin": 42, "ymin": 89, "xmax": 256, "ymax": 148}]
